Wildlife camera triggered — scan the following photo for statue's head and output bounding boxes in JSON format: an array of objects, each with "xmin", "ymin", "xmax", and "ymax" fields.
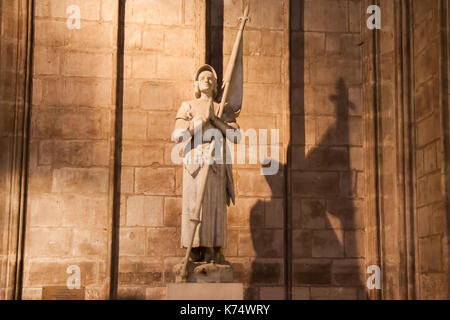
[{"xmin": 194, "ymin": 64, "xmax": 218, "ymax": 99}]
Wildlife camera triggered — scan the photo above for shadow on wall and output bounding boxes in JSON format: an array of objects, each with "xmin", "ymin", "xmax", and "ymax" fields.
[{"xmin": 247, "ymin": 78, "xmax": 365, "ymax": 300}]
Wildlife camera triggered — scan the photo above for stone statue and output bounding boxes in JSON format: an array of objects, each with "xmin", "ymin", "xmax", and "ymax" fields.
[{"xmin": 172, "ymin": 65, "xmax": 240, "ymax": 281}]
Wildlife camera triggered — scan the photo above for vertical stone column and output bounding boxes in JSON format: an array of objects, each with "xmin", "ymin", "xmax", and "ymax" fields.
[
  {"xmin": 362, "ymin": 0, "xmax": 450, "ymax": 300},
  {"xmin": 0, "ymin": 0, "xmax": 33, "ymax": 300},
  {"xmin": 22, "ymin": 0, "xmax": 118, "ymax": 300},
  {"xmin": 411, "ymin": 0, "xmax": 449, "ymax": 299}
]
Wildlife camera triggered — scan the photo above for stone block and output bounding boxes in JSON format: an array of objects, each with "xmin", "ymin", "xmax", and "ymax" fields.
[
  {"xmin": 242, "ymin": 83, "xmax": 282, "ymax": 115},
  {"xmin": 72, "ymin": 228, "xmax": 108, "ymax": 257},
  {"xmin": 184, "ymin": 0, "xmax": 195, "ymax": 25},
  {"xmin": 39, "ymin": 140, "xmax": 109, "ymax": 167},
  {"xmin": 125, "ymin": 24, "xmax": 142, "ymax": 49},
  {"xmin": 119, "ymin": 227, "xmax": 146, "ymax": 256},
  {"xmin": 419, "ymin": 273, "xmax": 447, "ymax": 299},
  {"xmin": 141, "ymin": 82, "xmax": 176, "ymax": 111},
  {"xmin": 121, "ymin": 167, "xmax": 134, "ymax": 194},
  {"xmin": 33, "ymin": 46, "xmax": 61, "ymax": 75},
  {"xmin": 237, "ymin": 170, "xmax": 284, "ymax": 197},
  {"xmin": 261, "ymin": 31, "xmax": 283, "ymax": 57},
  {"xmin": 126, "ymin": 196, "xmax": 164, "ymax": 227},
  {"xmin": 415, "ymin": 43, "xmax": 439, "ymax": 86},
  {"xmin": 326, "ymin": 199, "xmax": 365, "ymax": 230},
  {"xmin": 227, "ymin": 198, "xmax": 264, "ymax": 228},
  {"xmin": 310, "ymin": 58, "xmax": 361, "ymax": 85},
  {"xmin": 135, "ymin": 167, "xmax": 175, "ymax": 195},
  {"xmin": 424, "ymin": 142, "xmax": 438, "ymax": 174},
  {"xmin": 293, "ymin": 199, "xmax": 326, "ymax": 229},
  {"xmin": 21, "ymin": 288, "xmax": 43, "ymax": 300},
  {"xmin": 293, "ymin": 259, "xmax": 332, "ymax": 285},
  {"xmin": 349, "ymin": 147, "xmax": 364, "ymax": 171},
  {"xmin": 101, "ymin": 0, "xmax": 116, "ymax": 21},
  {"xmin": 27, "ymin": 228, "xmax": 73, "ymax": 257},
  {"xmin": 61, "ymin": 195, "xmax": 108, "ymax": 227},
  {"xmin": 142, "ymin": 25, "xmax": 164, "ymax": 51},
  {"xmin": 292, "ymin": 229, "xmax": 312, "ymax": 258},
  {"xmin": 247, "ymin": 56, "xmax": 281, "ymax": 84},
  {"xmin": 349, "ymin": 0, "xmax": 361, "ymax": 33},
  {"xmin": 265, "ymin": 199, "xmax": 284, "ymax": 228},
  {"xmin": 146, "ymin": 287, "xmax": 167, "ymax": 300},
  {"xmin": 432, "ymin": 203, "xmax": 447, "ymax": 234},
  {"xmin": 344, "ymin": 230, "xmax": 365, "ymax": 258},
  {"xmin": 32, "ymin": 108, "xmax": 110, "ymax": 139},
  {"xmin": 146, "ymin": 227, "xmax": 183, "ymax": 257},
  {"xmin": 33, "ymin": 78, "xmax": 113, "ymax": 107},
  {"xmin": 419, "ymin": 235, "xmax": 443, "ymax": 273},
  {"xmin": 292, "ymin": 172, "xmax": 340, "ymax": 197},
  {"xmin": 246, "ymin": 0, "xmax": 283, "ymax": 30},
  {"xmin": 164, "ymin": 27, "xmax": 195, "ymax": 56},
  {"xmin": 238, "ymin": 229, "xmax": 283, "ymax": 258},
  {"xmin": 34, "ymin": 20, "xmax": 68, "ymax": 47},
  {"xmin": 63, "ymin": 52, "xmax": 113, "ymax": 77},
  {"xmin": 123, "ymin": 111, "xmax": 147, "ymax": 140},
  {"xmin": 118, "ymin": 257, "xmax": 163, "ymax": 286},
  {"xmin": 157, "ymin": 56, "xmax": 195, "ymax": 80},
  {"xmin": 164, "ymin": 197, "xmax": 182, "ymax": 227},
  {"xmin": 415, "ymin": 78, "xmax": 437, "ymax": 120},
  {"xmin": 260, "ymin": 287, "xmax": 285, "ymax": 300},
  {"xmin": 69, "ymin": 22, "xmax": 114, "ymax": 49},
  {"xmin": 224, "ymin": 228, "xmax": 239, "ymax": 257},
  {"xmin": 332, "ymin": 259, "xmax": 364, "ymax": 286},
  {"xmin": 325, "ymin": 33, "xmax": 361, "ymax": 59},
  {"xmin": 304, "ymin": 0, "xmax": 348, "ymax": 32},
  {"xmin": 28, "ymin": 194, "xmax": 64, "ymax": 227},
  {"xmin": 250, "ymin": 260, "xmax": 283, "ymax": 284},
  {"xmin": 147, "ymin": 112, "xmax": 175, "ymax": 141},
  {"xmin": 167, "ymin": 283, "xmax": 243, "ymax": 300},
  {"xmin": 117, "ymin": 287, "xmax": 146, "ymax": 300},
  {"xmin": 292, "ymin": 287, "xmax": 310, "ymax": 300},
  {"xmin": 52, "ymin": 167, "xmax": 109, "ymax": 194},
  {"xmin": 122, "ymin": 143, "xmax": 164, "ymax": 166},
  {"xmin": 131, "ymin": 54, "xmax": 157, "ymax": 79},
  {"xmin": 310, "ymin": 287, "xmax": 359, "ymax": 300},
  {"xmin": 312, "ymin": 230, "xmax": 344, "ymax": 258},
  {"xmin": 308, "ymin": 147, "xmax": 349, "ymax": 170}
]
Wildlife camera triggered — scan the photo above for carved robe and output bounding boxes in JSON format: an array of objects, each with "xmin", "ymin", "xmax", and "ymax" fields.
[{"xmin": 175, "ymin": 99, "xmax": 239, "ymax": 248}]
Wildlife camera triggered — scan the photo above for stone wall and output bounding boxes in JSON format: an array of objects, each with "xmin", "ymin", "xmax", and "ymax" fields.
[
  {"xmin": 1, "ymin": 0, "xmax": 448, "ymax": 300},
  {"xmin": 412, "ymin": 0, "xmax": 449, "ymax": 299},
  {"xmin": 290, "ymin": 0, "xmax": 366, "ymax": 300},
  {"xmin": 21, "ymin": 0, "xmax": 118, "ymax": 300}
]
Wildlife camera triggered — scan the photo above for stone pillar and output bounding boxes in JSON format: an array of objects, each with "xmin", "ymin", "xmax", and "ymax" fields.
[
  {"xmin": 21, "ymin": 0, "xmax": 119, "ymax": 300},
  {"xmin": 0, "ymin": 0, "xmax": 33, "ymax": 300},
  {"xmin": 362, "ymin": 0, "xmax": 450, "ymax": 299}
]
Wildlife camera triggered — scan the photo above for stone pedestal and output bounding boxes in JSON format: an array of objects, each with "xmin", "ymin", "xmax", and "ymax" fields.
[
  {"xmin": 167, "ymin": 283, "xmax": 243, "ymax": 300},
  {"xmin": 174, "ymin": 262, "xmax": 233, "ymax": 283}
]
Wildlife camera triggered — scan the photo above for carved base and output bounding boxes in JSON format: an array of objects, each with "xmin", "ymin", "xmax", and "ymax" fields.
[{"xmin": 174, "ymin": 261, "xmax": 233, "ymax": 283}]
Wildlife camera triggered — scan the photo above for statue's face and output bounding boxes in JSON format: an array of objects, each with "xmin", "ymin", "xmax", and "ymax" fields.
[{"xmin": 197, "ymin": 70, "xmax": 216, "ymax": 97}]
